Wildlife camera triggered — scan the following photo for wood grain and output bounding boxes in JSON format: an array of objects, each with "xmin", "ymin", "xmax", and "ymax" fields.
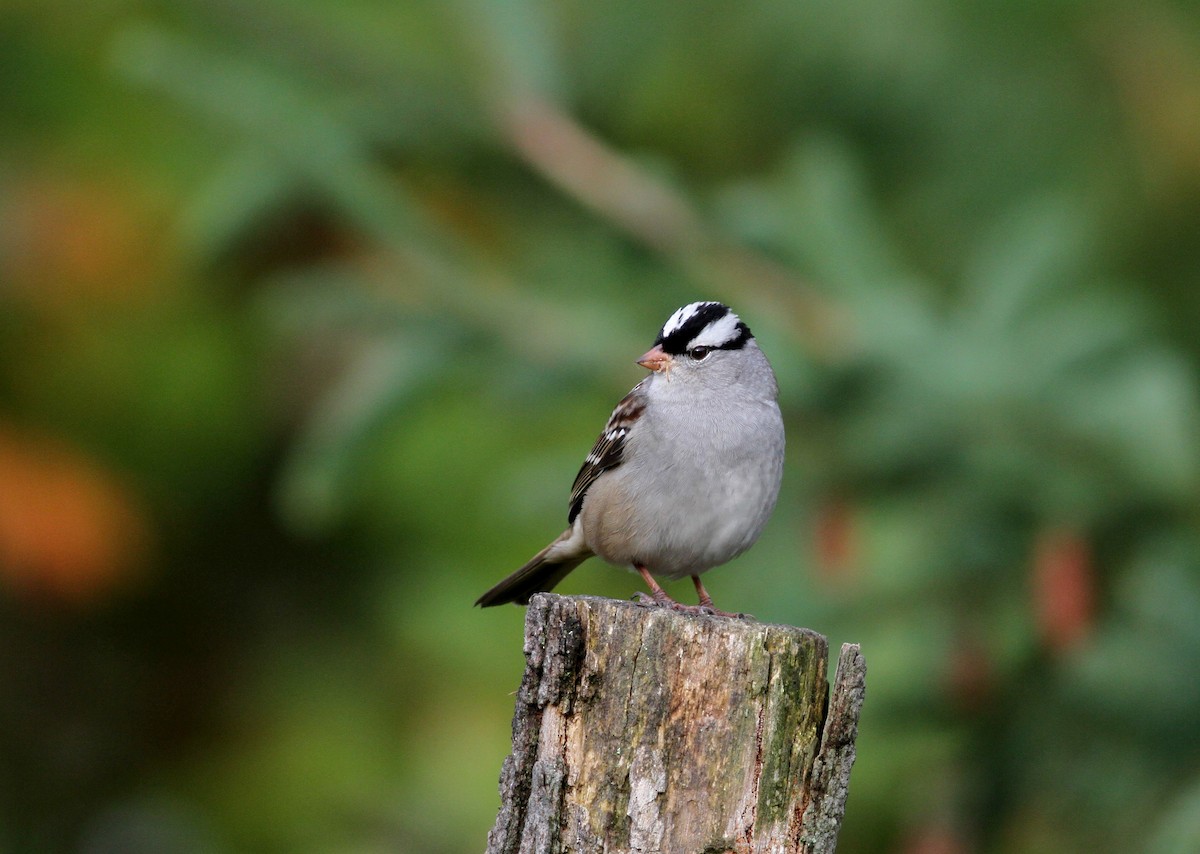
[{"xmin": 485, "ymin": 594, "xmax": 865, "ymax": 854}]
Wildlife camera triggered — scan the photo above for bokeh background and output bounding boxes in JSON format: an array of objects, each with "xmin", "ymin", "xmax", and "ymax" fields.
[{"xmin": 4, "ymin": 1, "xmax": 1200, "ymax": 852}]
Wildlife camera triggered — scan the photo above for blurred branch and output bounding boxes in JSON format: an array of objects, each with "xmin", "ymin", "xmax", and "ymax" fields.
[
  {"xmin": 110, "ymin": 24, "xmax": 638, "ymax": 368},
  {"xmin": 444, "ymin": 0, "xmax": 850, "ymax": 355},
  {"xmin": 117, "ymin": 5, "xmax": 849, "ymax": 359},
  {"xmin": 492, "ymin": 93, "xmax": 852, "ymax": 361},
  {"xmin": 110, "ymin": 25, "xmax": 450, "ymax": 259}
]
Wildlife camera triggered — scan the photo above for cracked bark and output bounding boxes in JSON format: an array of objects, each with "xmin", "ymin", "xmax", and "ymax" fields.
[{"xmin": 484, "ymin": 594, "xmax": 866, "ymax": 854}]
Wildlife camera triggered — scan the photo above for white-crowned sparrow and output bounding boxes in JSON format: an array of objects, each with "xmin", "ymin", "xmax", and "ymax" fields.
[{"xmin": 476, "ymin": 301, "xmax": 784, "ymax": 616}]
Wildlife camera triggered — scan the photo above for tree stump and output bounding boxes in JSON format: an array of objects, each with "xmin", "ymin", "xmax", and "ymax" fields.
[{"xmin": 485, "ymin": 594, "xmax": 866, "ymax": 854}]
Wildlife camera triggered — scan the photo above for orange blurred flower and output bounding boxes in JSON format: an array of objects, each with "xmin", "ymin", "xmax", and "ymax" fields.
[
  {"xmin": 813, "ymin": 495, "xmax": 860, "ymax": 586},
  {"xmin": 1031, "ymin": 528, "xmax": 1096, "ymax": 655},
  {"xmin": 0, "ymin": 425, "xmax": 151, "ymax": 604},
  {"xmin": 0, "ymin": 175, "xmax": 166, "ymax": 310}
]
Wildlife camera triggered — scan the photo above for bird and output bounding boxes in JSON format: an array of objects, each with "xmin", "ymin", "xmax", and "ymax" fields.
[{"xmin": 475, "ymin": 301, "xmax": 785, "ymax": 616}]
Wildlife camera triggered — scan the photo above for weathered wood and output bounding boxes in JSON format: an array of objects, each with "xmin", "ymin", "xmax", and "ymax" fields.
[{"xmin": 485, "ymin": 594, "xmax": 866, "ymax": 854}]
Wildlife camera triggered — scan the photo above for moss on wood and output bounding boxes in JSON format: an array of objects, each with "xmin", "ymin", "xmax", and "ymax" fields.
[{"xmin": 485, "ymin": 594, "xmax": 865, "ymax": 854}]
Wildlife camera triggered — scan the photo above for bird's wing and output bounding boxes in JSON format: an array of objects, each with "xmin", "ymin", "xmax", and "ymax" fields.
[{"xmin": 567, "ymin": 381, "xmax": 648, "ymax": 524}]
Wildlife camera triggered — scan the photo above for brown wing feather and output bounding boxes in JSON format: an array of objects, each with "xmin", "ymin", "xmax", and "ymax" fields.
[{"xmin": 568, "ymin": 382, "xmax": 647, "ymax": 524}]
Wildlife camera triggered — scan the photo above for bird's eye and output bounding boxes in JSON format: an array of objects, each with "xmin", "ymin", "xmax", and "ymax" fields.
[{"xmin": 688, "ymin": 346, "xmax": 712, "ymax": 361}]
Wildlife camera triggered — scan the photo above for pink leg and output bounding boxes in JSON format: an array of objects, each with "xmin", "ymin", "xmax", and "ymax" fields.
[
  {"xmin": 635, "ymin": 565, "xmax": 676, "ymax": 607},
  {"xmin": 632, "ymin": 566, "xmax": 748, "ymax": 618},
  {"xmin": 691, "ymin": 576, "xmax": 748, "ymax": 619}
]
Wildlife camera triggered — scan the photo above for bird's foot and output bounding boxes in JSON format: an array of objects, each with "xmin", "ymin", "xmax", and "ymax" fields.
[
  {"xmin": 632, "ymin": 591, "xmax": 750, "ymax": 619},
  {"xmin": 692, "ymin": 576, "xmax": 751, "ymax": 618},
  {"xmin": 699, "ymin": 604, "xmax": 753, "ymax": 619},
  {"xmin": 633, "ymin": 566, "xmax": 751, "ymax": 618}
]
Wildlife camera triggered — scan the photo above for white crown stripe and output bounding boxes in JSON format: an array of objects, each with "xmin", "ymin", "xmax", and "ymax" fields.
[
  {"xmin": 687, "ymin": 310, "xmax": 744, "ymax": 349},
  {"xmin": 660, "ymin": 301, "xmax": 720, "ymax": 338}
]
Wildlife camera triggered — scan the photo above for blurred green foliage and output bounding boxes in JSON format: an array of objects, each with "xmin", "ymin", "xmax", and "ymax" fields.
[{"xmin": 3, "ymin": 1, "xmax": 1200, "ymax": 852}]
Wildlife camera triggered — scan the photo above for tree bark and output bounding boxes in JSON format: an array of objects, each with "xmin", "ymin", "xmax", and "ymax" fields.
[{"xmin": 485, "ymin": 594, "xmax": 866, "ymax": 854}]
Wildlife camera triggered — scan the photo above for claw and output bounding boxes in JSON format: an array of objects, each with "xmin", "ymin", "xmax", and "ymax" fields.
[{"xmin": 632, "ymin": 565, "xmax": 752, "ymax": 618}]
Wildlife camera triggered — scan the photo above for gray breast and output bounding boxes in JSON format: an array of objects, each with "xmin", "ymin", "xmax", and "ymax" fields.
[{"xmin": 582, "ymin": 396, "xmax": 784, "ymax": 579}]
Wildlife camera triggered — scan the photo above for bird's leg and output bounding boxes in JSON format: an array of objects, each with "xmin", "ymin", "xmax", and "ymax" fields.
[
  {"xmin": 632, "ymin": 566, "xmax": 748, "ymax": 618},
  {"xmin": 691, "ymin": 575, "xmax": 750, "ymax": 619},
  {"xmin": 634, "ymin": 565, "xmax": 677, "ymax": 607}
]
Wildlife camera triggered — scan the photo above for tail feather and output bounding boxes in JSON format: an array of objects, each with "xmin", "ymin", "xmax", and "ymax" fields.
[{"xmin": 475, "ymin": 532, "xmax": 590, "ymax": 607}]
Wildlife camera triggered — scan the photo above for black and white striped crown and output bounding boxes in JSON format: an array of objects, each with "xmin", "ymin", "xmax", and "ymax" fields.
[{"xmin": 653, "ymin": 301, "xmax": 752, "ymax": 355}]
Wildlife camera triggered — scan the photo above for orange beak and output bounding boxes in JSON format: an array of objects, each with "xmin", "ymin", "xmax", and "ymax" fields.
[{"xmin": 637, "ymin": 344, "xmax": 672, "ymax": 373}]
